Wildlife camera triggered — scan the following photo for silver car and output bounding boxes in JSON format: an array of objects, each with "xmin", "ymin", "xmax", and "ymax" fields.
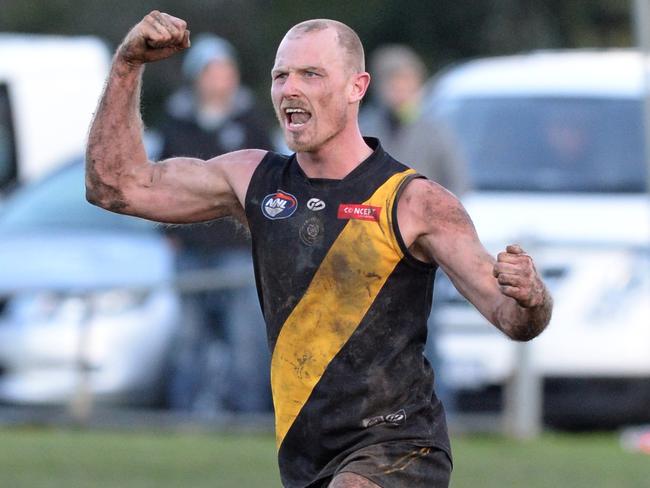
[
  {"xmin": 0, "ymin": 160, "xmax": 180, "ymax": 406},
  {"xmin": 426, "ymin": 49, "xmax": 650, "ymax": 428}
]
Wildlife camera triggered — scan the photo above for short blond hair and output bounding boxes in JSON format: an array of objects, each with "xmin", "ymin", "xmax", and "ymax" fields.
[{"xmin": 286, "ymin": 19, "xmax": 365, "ymax": 73}]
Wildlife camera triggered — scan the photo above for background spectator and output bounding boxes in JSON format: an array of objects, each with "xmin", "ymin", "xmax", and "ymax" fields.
[
  {"xmin": 159, "ymin": 33, "xmax": 273, "ymax": 415},
  {"xmin": 361, "ymin": 44, "xmax": 470, "ymax": 196}
]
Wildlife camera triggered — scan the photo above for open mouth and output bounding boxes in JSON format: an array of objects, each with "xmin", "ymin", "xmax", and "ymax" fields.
[{"xmin": 284, "ymin": 107, "xmax": 312, "ymax": 129}]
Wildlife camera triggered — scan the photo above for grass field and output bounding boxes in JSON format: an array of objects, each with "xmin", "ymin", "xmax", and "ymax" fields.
[{"xmin": 1, "ymin": 428, "xmax": 649, "ymax": 487}]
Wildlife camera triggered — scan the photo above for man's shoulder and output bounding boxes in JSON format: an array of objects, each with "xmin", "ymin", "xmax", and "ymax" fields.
[
  {"xmin": 400, "ymin": 176, "xmax": 455, "ymax": 203},
  {"xmin": 257, "ymin": 150, "xmax": 292, "ymax": 168},
  {"xmin": 211, "ymin": 149, "xmax": 270, "ymax": 181},
  {"xmin": 398, "ymin": 177, "xmax": 469, "ymax": 231},
  {"xmin": 236, "ymin": 149, "xmax": 291, "ymax": 185}
]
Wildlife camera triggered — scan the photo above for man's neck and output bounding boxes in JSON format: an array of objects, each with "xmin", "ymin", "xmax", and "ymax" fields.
[{"xmin": 296, "ymin": 131, "xmax": 373, "ymax": 180}]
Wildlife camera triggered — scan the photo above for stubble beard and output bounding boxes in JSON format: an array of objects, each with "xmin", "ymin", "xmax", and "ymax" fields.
[{"xmin": 278, "ymin": 107, "xmax": 349, "ymax": 154}]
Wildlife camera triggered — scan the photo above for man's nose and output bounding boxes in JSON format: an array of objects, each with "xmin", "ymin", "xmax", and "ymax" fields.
[{"xmin": 281, "ymin": 73, "xmax": 301, "ymax": 97}]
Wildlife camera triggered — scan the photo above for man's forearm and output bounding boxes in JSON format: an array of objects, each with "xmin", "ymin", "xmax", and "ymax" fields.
[
  {"xmin": 496, "ymin": 286, "xmax": 553, "ymax": 342},
  {"xmin": 85, "ymin": 56, "xmax": 147, "ymax": 212}
]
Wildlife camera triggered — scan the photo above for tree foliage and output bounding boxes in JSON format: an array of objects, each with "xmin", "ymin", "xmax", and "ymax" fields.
[{"xmin": 0, "ymin": 0, "xmax": 634, "ymax": 125}]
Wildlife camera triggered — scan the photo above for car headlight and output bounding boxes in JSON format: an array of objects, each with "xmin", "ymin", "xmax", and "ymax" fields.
[
  {"xmin": 88, "ymin": 289, "xmax": 149, "ymax": 316},
  {"xmin": 589, "ymin": 248, "xmax": 650, "ymax": 321},
  {"xmin": 6, "ymin": 289, "xmax": 149, "ymax": 323}
]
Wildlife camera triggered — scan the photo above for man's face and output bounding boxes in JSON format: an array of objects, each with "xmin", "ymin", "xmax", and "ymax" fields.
[
  {"xmin": 196, "ymin": 59, "xmax": 239, "ymax": 107},
  {"xmin": 379, "ymin": 67, "xmax": 422, "ymax": 111},
  {"xmin": 271, "ymin": 28, "xmax": 353, "ymax": 153}
]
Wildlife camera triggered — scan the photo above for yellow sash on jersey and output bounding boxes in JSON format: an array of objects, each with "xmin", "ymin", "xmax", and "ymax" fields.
[{"xmin": 271, "ymin": 169, "xmax": 415, "ymax": 448}]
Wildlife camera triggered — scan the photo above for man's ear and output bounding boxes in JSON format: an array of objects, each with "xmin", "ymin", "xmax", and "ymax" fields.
[{"xmin": 349, "ymin": 72, "xmax": 371, "ymax": 103}]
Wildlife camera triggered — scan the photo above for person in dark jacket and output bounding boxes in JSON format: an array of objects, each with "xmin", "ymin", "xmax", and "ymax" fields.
[
  {"xmin": 159, "ymin": 33, "xmax": 273, "ymax": 414},
  {"xmin": 360, "ymin": 44, "xmax": 469, "ymax": 196}
]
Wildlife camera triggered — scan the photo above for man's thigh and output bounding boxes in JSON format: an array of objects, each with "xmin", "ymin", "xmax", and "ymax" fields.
[
  {"xmin": 329, "ymin": 472, "xmax": 380, "ymax": 488},
  {"xmin": 329, "ymin": 440, "xmax": 452, "ymax": 488}
]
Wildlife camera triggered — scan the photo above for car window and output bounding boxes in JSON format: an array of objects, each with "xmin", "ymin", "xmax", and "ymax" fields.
[
  {"xmin": 438, "ymin": 97, "xmax": 647, "ymax": 192},
  {"xmin": 0, "ymin": 83, "xmax": 17, "ymax": 189},
  {"xmin": 0, "ymin": 162, "xmax": 154, "ymax": 232}
]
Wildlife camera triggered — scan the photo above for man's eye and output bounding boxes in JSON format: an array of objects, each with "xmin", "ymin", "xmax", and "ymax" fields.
[
  {"xmin": 273, "ymin": 73, "xmax": 287, "ymax": 80},
  {"xmin": 305, "ymin": 71, "xmax": 319, "ymax": 78}
]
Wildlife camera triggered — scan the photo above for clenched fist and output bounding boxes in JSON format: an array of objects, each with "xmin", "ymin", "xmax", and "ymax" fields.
[
  {"xmin": 493, "ymin": 244, "xmax": 546, "ymax": 308},
  {"xmin": 118, "ymin": 10, "xmax": 190, "ymax": 66}
]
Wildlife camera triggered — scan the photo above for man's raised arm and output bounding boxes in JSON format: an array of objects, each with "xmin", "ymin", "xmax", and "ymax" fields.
[{"xmin": 85, "ymin": 11, "xmax": 264, "ymax": 224}]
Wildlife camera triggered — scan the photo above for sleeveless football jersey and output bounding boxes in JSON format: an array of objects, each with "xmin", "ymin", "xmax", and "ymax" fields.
[{"xmin": 245, "ymin": 138, "xmax": 450, "ymax": 487}]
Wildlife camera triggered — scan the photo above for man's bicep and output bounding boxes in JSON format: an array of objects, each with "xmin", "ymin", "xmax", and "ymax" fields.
[{"xmin": 124, "ymin": 149, "xmax": 264, "ymax": 224}]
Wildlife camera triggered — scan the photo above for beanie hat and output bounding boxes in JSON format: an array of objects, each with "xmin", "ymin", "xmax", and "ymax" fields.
[{"xmin": 182, "ymin": 33, "xmax": 238, "ymax": 81}]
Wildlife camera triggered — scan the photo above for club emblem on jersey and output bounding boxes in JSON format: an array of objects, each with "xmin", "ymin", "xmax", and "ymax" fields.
[
  {"xmin": 261, "ymin": 190, "xmax": 298, "ymax": 220},
  {"xmin": 299, "ymin": 217, "xmax": 324, "ymax": 246},
  {"xmin": 337, "ymin": 203, "xmax": 382, "ymax": 222}
]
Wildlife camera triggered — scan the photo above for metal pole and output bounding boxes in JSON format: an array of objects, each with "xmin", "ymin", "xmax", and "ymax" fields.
[
  {"xmin": 633, "ymin": 0, "xmax": 650, "ymax": 194},
  {"xmin": 502, "ymin": 238, "xmax": 542, "ymax": 440},
  {"xmin": 68, "ymin": 295, "xmax": 94, "ymax": 426},
  {"xmin": 502, "ymin": 341, "xmax": 542, "ymax": 440}
]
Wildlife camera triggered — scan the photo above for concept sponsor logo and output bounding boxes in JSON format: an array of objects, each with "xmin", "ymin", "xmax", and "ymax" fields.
[
  {"xmin": 337, "ymin": 203, "xmax": 382, "ymax": 222},
  {"xmin": 261, "ymin": 190, "xmax": 298, "ymax": 220},
  {"xmin": 306, "ymin": 198, "xmax": 326, "ymax": 211},
  {"xmin": 362, "ymin": 409, "xmax": 406, "ymax": 428}
]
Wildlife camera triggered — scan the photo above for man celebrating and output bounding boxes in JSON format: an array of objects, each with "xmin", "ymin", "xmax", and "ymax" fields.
[{"xmin": 86, "ymin": 11, "xmax": 552, "ymax": 488}]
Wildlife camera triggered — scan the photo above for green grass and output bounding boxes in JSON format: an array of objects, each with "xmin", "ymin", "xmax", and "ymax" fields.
[
  {"xmin": 0, "ymin": 428, "xmax": 648, "ymax": 487},
  {"xmin": 0, "ymin": 428, "xmax": 281, "ymax": 488},
  {"xmin": 450, "ymin": 433, "xmax": 650, "ymax": 488}
]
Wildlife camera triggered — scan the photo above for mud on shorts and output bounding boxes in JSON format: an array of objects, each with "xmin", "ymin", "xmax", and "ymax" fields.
[{"xmin": 315, "ymin": 439, "xmax": 452, "ymax": 488}]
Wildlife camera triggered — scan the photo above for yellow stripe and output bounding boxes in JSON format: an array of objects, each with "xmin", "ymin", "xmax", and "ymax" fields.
[{"xmin": 271, "ymin": 169, "xmax": 415, "ymax": 448}]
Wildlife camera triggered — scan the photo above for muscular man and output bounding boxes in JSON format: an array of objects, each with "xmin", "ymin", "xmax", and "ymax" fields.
[{"xmin": 86, "ymin": 11, "xmax": 552, "ymax": 488}]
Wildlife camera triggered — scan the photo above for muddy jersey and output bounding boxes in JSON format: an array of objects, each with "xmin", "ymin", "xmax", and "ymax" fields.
[{"xmin": 244, "ymin": 138, "xmax": 450, "ymax": 488}]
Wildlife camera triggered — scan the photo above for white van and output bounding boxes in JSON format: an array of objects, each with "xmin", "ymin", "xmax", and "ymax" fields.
[
  {"xmin": 426, "ymin": 50, "xmax": 650, "ymax": 427},
  {"xmin": 0, "ymin": 34, "xmax": 110, "ymax": 194}
]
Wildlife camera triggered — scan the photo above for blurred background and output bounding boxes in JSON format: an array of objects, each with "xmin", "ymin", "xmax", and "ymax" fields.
[{"xmin": 0, "ymin": 0, "xmax": 649, "ymax": 487}]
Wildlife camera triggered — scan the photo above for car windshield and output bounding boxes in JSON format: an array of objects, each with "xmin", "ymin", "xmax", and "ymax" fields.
[
  {"xmin": 439, "ymin": 97, "xmax": 647, "ymax": 192},
  {"xmin": 0, "ymin": 162, "xmax": 154, "ymax": 232}
]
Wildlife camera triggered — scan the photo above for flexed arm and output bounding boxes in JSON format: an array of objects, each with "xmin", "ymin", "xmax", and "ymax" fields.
[
  {"xmin": 398, "ymin": 179, "xmax": 552, "ymax": 341},
  {"xmin": 86, "ymin": 11, "xmax": 264, "ymax": 224}
]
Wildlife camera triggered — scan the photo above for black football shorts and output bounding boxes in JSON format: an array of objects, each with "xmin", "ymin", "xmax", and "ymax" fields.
[{"xmin": 317, "ymin": 439, "xmax": 452, "ymax": 487}]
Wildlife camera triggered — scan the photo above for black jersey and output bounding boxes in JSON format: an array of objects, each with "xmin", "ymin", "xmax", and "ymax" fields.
[{"xmin": 244, "ymin": 138, "xmax": 450, "ymax": 488}]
